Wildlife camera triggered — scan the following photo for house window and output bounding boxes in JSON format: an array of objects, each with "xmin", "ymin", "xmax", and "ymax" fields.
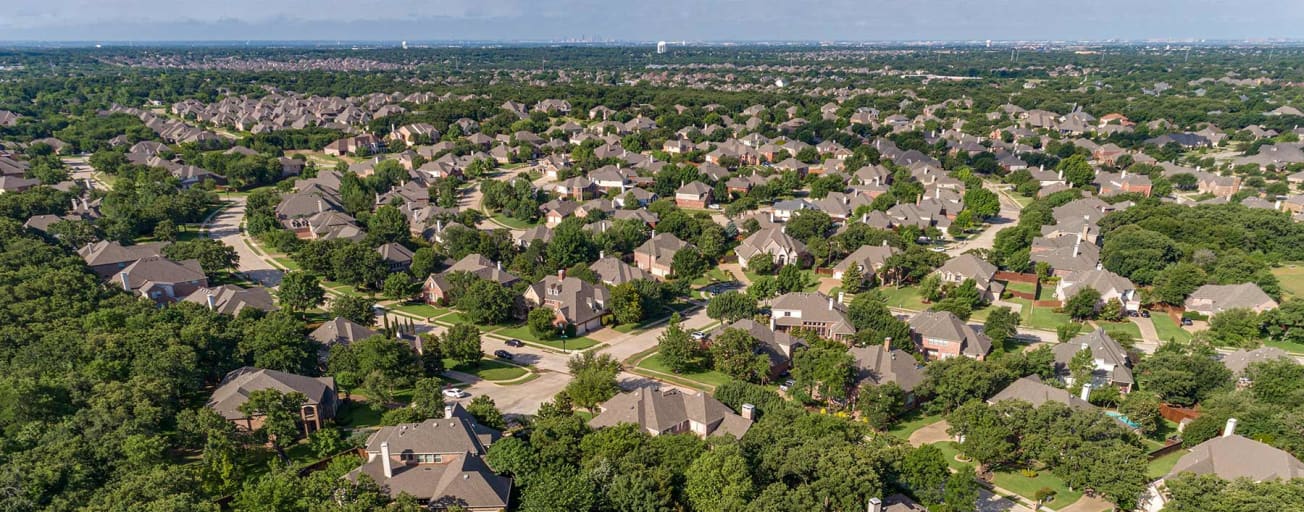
[{"xmin": 417, "ymin": 454, "xmax": 441, "ymax": 463}]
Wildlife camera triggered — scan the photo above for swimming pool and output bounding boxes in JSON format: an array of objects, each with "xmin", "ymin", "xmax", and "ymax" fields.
[{"xmin": 1105, "ymin": 410, "xmax": 1140, "ymax": 429}]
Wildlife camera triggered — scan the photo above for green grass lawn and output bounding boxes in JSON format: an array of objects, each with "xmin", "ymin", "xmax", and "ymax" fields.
[
  {"xmin": 693, "ymin": 267, "xmax": 735, "ymax": 287},
  {"xmin": 392, "ymin": 303, "xmax": 449, "ymax": 318},
  {"xmin": 879, "ymin": 285, "xmax": 928, "ymax": 311},
  {"xmin": 1264, "ymin": 339, "xmax": 1304, "ymax": 355},
  {"xmin": 272, "ymin": 256, "xmax": 302, "ymax": 271},
  {"xmin": 1098, "ymin": 320, "xmax": 1142, "ymax": 341},
  {"xmin": 991, "ymin": 466, "xmax": 1084, "ymax": 510},
  {"xmin": 493, "ymin": 324, "xmax": 601, "ymax": 351},
  {"xmin": 435, "ymin": 311, "xmax": 470, "ymax": 325},
  {"xmin": 1006, "ymin": 280, "xmax": 1037, "ymax": 295},
  {"xmin": 447, "ymin": 358, "xmax": 529, "ymax": 381},
  {"xmin": 636, "ymin": 354, "xmax": 733, "ymax": 389},
  {"xmin": 886, "ymin": 410, "xmax": 944, "ymax": 440},
  {"xmin": 1025, "ymin": 303, "xmax": 1072, "ymax": 331},
  {"xmin": 336, "ymin": 400, "xmax": 384, "ymax": 428},
  {"xmin": 742, "ymin": 269, "xmax": 820, "ymax": 292},
  {"xmin": 1146, "ymin": 450, "xmax": 1186, "ymax": 480},
  {"xmin": 489, "ymin": 213, "xmax": 536, "ymax": 229},
  {"xmin": 1271, "ymin": 262, "xmax": 1304, "ymax": 299},
  {"xmin": 1150, "ymin": 314, "xmax": 1193, "ymax": 343},
  {"xmin": 931, "ymin": 441, "xmax": 975, "ymax": 472}
]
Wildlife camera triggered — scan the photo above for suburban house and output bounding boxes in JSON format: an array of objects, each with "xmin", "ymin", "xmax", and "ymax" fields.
[
  {"xmin": 310, "ymin": 316, "xmax": 378, "ymax": 350},
  {"xmin": 523, "ymin": 273, "xmax": 610, "ymax": 335},
  {"xmin": 711, "ymin": 319, "xmax": 807, "ymax": 381},
  {"xmin": 1055, "ymin": 267, "xmax": 1139, "ymax": 312},
  {"xmin": 589, "ymin": 255, "xmax": 651, "ymax": 286},
  {"xmin": 182, "ymin": 285, "xmax": 277, "ymax": 315},
  {"xmin": 1095, "ymin": 171, "xmax": 1153, "ymax": 196},
  {"xmin": 117, "ymin": 256, "xmax": 208, "ymax": 304},
  {"xmin": 849, "ymin": 342, "xmax": 925, "ymax": 407},
  {"xmin": 588, "ymin": 386, "xmax": 753, "ymax": 438},
  {"xmin": 348, "ymin": 403, "xmax": 511, "ymax": 511},
  {"xmin": 207, "ymin": 367, "xmax": 338, "ymax": 435},
  {"xmin": 1142, "ymin": 420, "xmax": 1304, "ymax": 512},
  {"xmin": 1030, "ymin": 235, "xmax": 1100, "ymax": 276},
  {"xmin": 675, "ymin": 181, "xmax": 713, "ymax": 208},
  {"xmin": 832, "ymin": 242, "xmax": 899, "ymax": 280},
  {"xmin": 988, "ymin": 375, "xmax": 1094, "ymax": 410},
  {"xmin": 1185, "ymin": 283, "xmax": 1279, "ymax": 316},
  {"xmin": 735, "ymin": 227, "xmax": 810, "ymax": 267},
  {"xmin": 633, "ymin": 233, "xmax": 690, "ymax": 278},
  {"xmin": 323, "ymin": 134, "xmax": 383, "ymax": 156},
  {"xmin": 423, "ymin": 254, "xmax": 520, "ymax": 305},
  {"xmin": 908, "ymin": 310, "xmax": 992, "ymax": 360},
  {"xmin": 934, "ymin": 254, "xmax": 1004, "ymax": 303},
  {"xmin": 1220, "ymin": 347, "xmax": 1293, "ymax": 383},
  {"xmin": 78, "ymin": 240, "xmax": 167, "ymax": 278},
  {"xmin": 376, "ymin": 243, "xmax": 414, "ymax": 272},
  {"xmin": 769, "ymin": 292, "xmax": 855, "ymax": 341},
  {"xmin": 1053, "ymin": 329, "xmax": 1134, "ymax": 393}
]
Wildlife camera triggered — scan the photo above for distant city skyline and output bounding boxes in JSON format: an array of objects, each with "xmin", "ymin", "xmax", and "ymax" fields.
[{"xmin": 2, "ymin": 1, "xmax": 1302, "ymax": 43}]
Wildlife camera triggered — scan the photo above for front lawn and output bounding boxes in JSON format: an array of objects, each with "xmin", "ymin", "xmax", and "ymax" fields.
[
  {"xmin": 447, "ymin": 358, "xmax": 529, "ymax": 381},
  {"xmin": 1098, "ymin": 320, "xmax": 1142, "ymax": 341},
  {"xmin": 1264, "ymin": 339, "xmax": 1304, "ymax": 355},
  {"xmin": 1150, "ymin": 314, "xmax": 1192, "ymax": 343},
  {"xmin": 991, "ymin": 467, "xmax": 1084, "ymax": 510},
  {"xmin": 636, "ymin": 354, "xmax": 733, "ymax": 389},
  {"xmin": 1005, "ymin": 280, "xmax": 1037, "ymax": 295},
  {"xmin": 1271, "ymin": 262, "xmax": 1304, "ymax": 299},
  {"xmin": 493, "ymin": 324, "xmax": 601, "ymax": 351},
  {"xmin": 489, "ymin": 213, "xmax": 536, "ymax": 229},
  {"xmin": 392, "ymin": 303, "xmax": 449, "ymax": 319},
  {"xmin": 878, "ymin": 285, "xmax": 928, "ymax": 311},
  {"xmin": 886, "ymin": 410, "xmax": 944, "ymax": 440},
  {"xmin": 336, "ymin": 399, "xmax": 384, "ymax": 428},
  {"xmin": 1025, "ymin": 303, "xmax": 1072, "ymax": 331},
  {"xmin": 1146, "ymin": 450, "xmax": 1186, "ymax": 480}
]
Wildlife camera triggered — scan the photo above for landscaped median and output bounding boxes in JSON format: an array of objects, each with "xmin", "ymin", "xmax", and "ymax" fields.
[
  {"xmin": 490, "ymin": 324, "xmax": 601, "ymax": 352},
  {"xmin": 622, "ymin": 345, "xmax": 732, "ymax": 392}
]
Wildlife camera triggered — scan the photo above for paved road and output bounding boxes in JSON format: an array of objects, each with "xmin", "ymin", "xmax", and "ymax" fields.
[
  {"xmin": 64, "ymin": 156, "xmax": 109, "ymax": 191},
  {"xmin": 204, "ymin": 196, "xmax": 285, "ymax": 287}
]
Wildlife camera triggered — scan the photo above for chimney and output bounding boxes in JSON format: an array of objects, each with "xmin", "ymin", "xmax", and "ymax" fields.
[
  {"xmin": 599, "ymin": 250, "xmax": 605, "ymax": 260},
  {"xmin": 838, "ymin": 291, "xmax": 845, "ymax": 305},
  {"xmin": 1276, "ymin": 200, "xmax": 1283, "ymax": 210},
  {"xmin": 1079, "ymin": 382, "xmax": 1092, "ymax": 401},
  {"xmin": 496, "ymin": 260, "xmax": 502, "ymax": 271},
  {"xmin": 741, "ymin": 403, "xmax": 755, "ymax": 420},
  {"xmin": 445, "ymin": 404, "xmax": 455, "ymax": 419},
  {"xmin": 828, "ymin": 297, "xmax": 834, "ymax": 311},
  {"xmin": 1072, "ymin": 239, "xmax": 1081, "ymax": 258},
  {"xmin": 317, "ymin": 199, "xmax": 324, "ymax": 213},
  {"xmin": 1080, "ymin": 220, "xmax": 1090, "ymax": 242},
  {"xmin": 1057, "ymin": 169, "xmax": 1063, "ymax": 180},
  {"xmin": 861, "ymin": 212, "xmax": 868, "ymax": 223},
  {"xmin": 380, "ymin": 442, "xmax": 393, "ymax": 478},
  {"xmin": 1122, "ymin": 170, "xmax": 1128, "ymax": 179},
  {"xmin": 119, "ymin": 272, "xmax": 131, "ymax": 290},
  {"xmin": 1223, "ymin": 418, "xmax": 1238, "ymax": 438},
  {"xmin": 916, "ymin": 193, "xmax": 922, "ymax": 206},
  {"xmin": 769, "ymin": 315, "xmax": 776, "ymax": 331},
  {"xmin": 558, "ymin": 268, "xmax": 566, "ymax": 280},
  {"xmin": 868, "ymin": 497, "xmax": 883, "ymax": 512},
  {"xmin": 934, "ymin": 187, "xmax": 940, "ymax": 200},
  {"xmin": 205, "ymin": 292, "xmax": 216, "ymax": 310}
]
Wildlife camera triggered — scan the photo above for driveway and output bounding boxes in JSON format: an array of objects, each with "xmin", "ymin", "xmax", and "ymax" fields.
[
  {"xmin": 908, "ymin": 419, "xmax": 953, "ymax": 447},
  {"xmin": 946, "ymin": 182, "xmax": 1024, "ymax": 257},
  {"xmin": 1130, "ymin": 316, "xmax": 1160, "ymax": 343},
  {"xmin": 203, "ymin": 197, "xmax": 284, "ymax": 286}
]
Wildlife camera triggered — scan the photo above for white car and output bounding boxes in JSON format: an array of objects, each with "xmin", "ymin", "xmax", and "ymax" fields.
[{"xmin": 442, "ymin": 387, "xmax": 468, "ymax": 399}]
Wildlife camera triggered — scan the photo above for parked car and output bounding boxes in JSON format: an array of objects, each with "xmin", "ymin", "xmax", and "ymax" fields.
[
  {"xmin": 779, "ymin": 379, "xmax": 796, "ymax": 392},
  {"xmin": 494, "ymin": 350, "xmax": 514, "ymax": 360},
  {"xmin": 1140, "ymin": 310, "xmax": 1151, "ymax": 318},
  {"xmin": 691, "ymin": 331, "xmax": 708, "ymax": 341},
  {"xmin": 1127, "ymin": 310, "xmax": 1139, "ymax": 317},
  {"xmin": 1181, "ymin": 318, "xmax": 1193, "ymax": 326},
  {"xmin": 442, "ymin": 387, "xmax": 468, "ymax": 399},
  {"xmin": 505, "ymin": 339, "xmax": 524, "ymax": 347}
]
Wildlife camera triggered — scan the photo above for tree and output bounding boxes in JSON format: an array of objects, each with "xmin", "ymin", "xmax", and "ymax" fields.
[
  {"xmin": 710, "ymin": 328, "xmax": 771, "ymax": 383},
  {"xmin": 240, "ymin": 311, "xmax": 316, "ymax": 374},
  {"xmin": 1207, "ymin": 308, "xmax": 1263, "ymax": 347},
  {"xmin": 410, "ymin": 377, "xmax": 447, "ymax": 419},
  {"xmin": 528, "ymin": 306, "xmax": 559, "ymax": 340},
  {"xmin": 937, "ymin": 469, "xmax": 981, "ymax": 512},
  {"xmin": 920, "ymin": 273, "xmax": 943, "ymax": 302},
  {"xmin": 858, "ymin": 381, "xmax": 907, "ymax": 430},
  {"xmin": 1152, "ymin": 263, "xmax": 1207, "ymax": 305},
  {"xmin": 366, "ymin": 205, "xmax": 409, "ymax": 244},
  {"xmin": 382, "ymin": 273, "xmax": 419, "ymax": 301},
  {"xmin": 1135, "ymin": 342, "xmax": 1233, "ymax": 406},
  {"xmin": 330, "ymin": 295, "xmax": 375, "ymax": 326},
  {"xmin": 276, "ymin": 271, "xmax": 325, "ymax": 312},
  {"xmin": 658, "ymin": 313, "xmax": 700, "ymax": 373},
  {"xmin": 331, "ymin": 242, "xmax": 388, "ymax": 288},
  {"xmin": 440, "ymin": 323, "xmax": 483, "ymax": 367},
  {"xmin": 609, "ymin": 282, "xmax": 644, "ymax": 325},
  {"xmin": 162, "ymin": 239, "xmax": 238, "ymax": 276},
  {"xmin": 409, "ymin": 247, "xmax": 440, "ymax": 278},
  {"xmin": 841, "ymin": 262, "xmax": 867, "ymax": 293},
  {"xmin": 747, "ymin": 253, "xmax": 775, "ymax": 275},
  {"xmin": 457, "ymin": 279, "xmax": 515, "ymax": 324},
  {"xmin": 237, "ymin": 389, "xmax": 308, "ymax": 461},
  {"xmin": 1119, "ymin": 391, "xmax": 1162, "ymax": 435},
  {"xmin": 1055, "ymin": 154, "xmax": 1094, "ymax": 187},
  {"xmin": 775, "ymin": 264, "xmax": 806, "ymax": 293},
  {"xmin": 518, "ymin": 464, "xmax": 597, "ymax": 512},
  {"xmin": 1068, "ymin": 347, "xmax": 1096, "ymax": 395},
  {"xmin": 946, "ymin": 400, "xmax": 1017, "ymax": 470},
  {"xmin": 564, "ymin": 352, "xmax": 621, "ymax": 410},
  {"xmin": 1064, "ymin": 288, "xmax": 1102, "ymax": 320},
  {"xmin": 963, "ymin": 188, "xmax": 1000, "ymax": 219},
  {"xmin": 706, "ymin": 291, "xmax": 758, "ymax": 323},
  {"xmin": 1099, "ymin": 298, "xmax": 1124, "ymax": 322},
  {"xmin": 983, "ymin": 307, "xmax": 1019, "ymax": 352},
  {"xmin": 1245, "ymin": 358, "xmax": 1304, "ymax": 406},
  {"xmin": 917, "ymin": 357, "xmax": 1011, "ymax": 413},
  {"xmin": 685, "ymin": 440, "xmax": 755, "ymax": 512},
  {"xmin": 466, "ymin": 395, "xmax": 505, "ymax": 430},
  {"xmin": 902, "ymin": 444, "xmax": 951, "ymax": 506},
  {"xmin": 671, "ymin": 246, "xmax": 709, "ymax": 280},
  {"xmin": 785, "ymin": 209, "xmax": 832, "ymax": 243}
]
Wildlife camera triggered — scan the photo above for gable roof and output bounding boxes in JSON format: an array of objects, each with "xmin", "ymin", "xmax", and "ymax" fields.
[
  {"xmin": 589, "ymin": 386, "xmax": 752, "ymax": 438},
  {"xmin": 908, "ymin": 311, "xmax": 992, "ymax": 358},
  {"xmin": 207, "ymin": 367, "xmax": 336, "ymax": 420},
  {"xmin": 1168, "ymin": 434, "xmax": 1304, "ymax": 481},
  {"xmin": 849, "ymin": 344, "xmax": 925, "ymax": 392},
  {"xmin": 589, "ymin": 256, "xmax": 651, "ymax": 286},
  {"xmin": 989, "ymin": 376, "xmax": 1093, "ymax": 409},
  {"xmin": 309, "ymin": 316, "xmax": 378, "ymax": 347}
]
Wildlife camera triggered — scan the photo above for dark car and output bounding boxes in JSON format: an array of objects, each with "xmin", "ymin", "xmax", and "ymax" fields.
[
  {"xmin": 1140, "ymin": 310, "xmax": 1151, "ymax": 318},
  {"xmin": 494, "ymin": 350, "xmax": 514, "ymax": 360},
  {"xmin": 505, "ymin": 339, "xmax": 524, "ymax": 347},
  {"xmin": 1181, "ymin": 318, "xmax": 1193, "ymax": 326}
]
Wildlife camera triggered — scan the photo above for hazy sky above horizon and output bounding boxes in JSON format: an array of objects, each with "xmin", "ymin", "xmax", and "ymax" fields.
[{"xmin": 1, "ymin": 0, "xmax": 1301, "ymax": 42}]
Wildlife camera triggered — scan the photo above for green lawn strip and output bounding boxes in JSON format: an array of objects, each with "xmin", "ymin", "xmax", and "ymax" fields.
[
  {"xmin": 1150, "ymin": 314, "xmax": 1193, "ymax": 343},
  {"xmin": 496, "ymin": 372, "xmax": 541, "ymax": 386},
  {"xmin": 1264, "ymin": 339, "xmax": 1304, "ymax": 355},
  {"xmin": 434, "ymin": 311, "xmax": 470, "ymax": 325},
  {"xmin": 636, "ymin": 354, "xmax": 733, "ymax": 389},
  {"xmin": 336, "ymin": 399, "xmax": 384, "ymax": 428},
  {"xmin": 1026, "ymin": 303, "xmax": 1072, "ymax": 331},
  {"xmin": 1005, "ymin": 280, "xmax": 1037, "ymax": 295},
  {"xmin": 1146, "ymin": 450, "xmax": 1186, "ymax": 480},
  {"xmin": 1097, "ymin": 320, "xmax": 1142, "ymax": 340},
  {"xmin": 990, "ymin": 466, "xmax": 1083, "ymax": 510},
  {"xmin": 885, "ymin": 410, "xmax": 944, "ymax": 441},
  {"xmin": 446, "ymin": 358, "xmax": 530, "ymax": 381},
  {"xmin": 1270, "ymin": 262, "xmax": 1304, "ymax": 299},
  {"xmin": 878, "ymin": 285, "xmax": 927, "ymax": 311},
  {"xmin": 492, "ymin": 324, "xmax": 601, "ymax": 351},
  {"xmin": 488, "ymin": 213, "xmax": 535, "ymax": 229},
  {"xmin": 391, "ymin": 303, "xmax": 449, "ymax": 318},
  {"xmin": 272, "ymin": 256, "xmax": 301, "ymax": 271}
]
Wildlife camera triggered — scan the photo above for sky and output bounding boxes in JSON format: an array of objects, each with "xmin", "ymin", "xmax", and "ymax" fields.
[{"xmin": 1, "ymin": 0, "xmax": 1302, "ymax": 42}]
